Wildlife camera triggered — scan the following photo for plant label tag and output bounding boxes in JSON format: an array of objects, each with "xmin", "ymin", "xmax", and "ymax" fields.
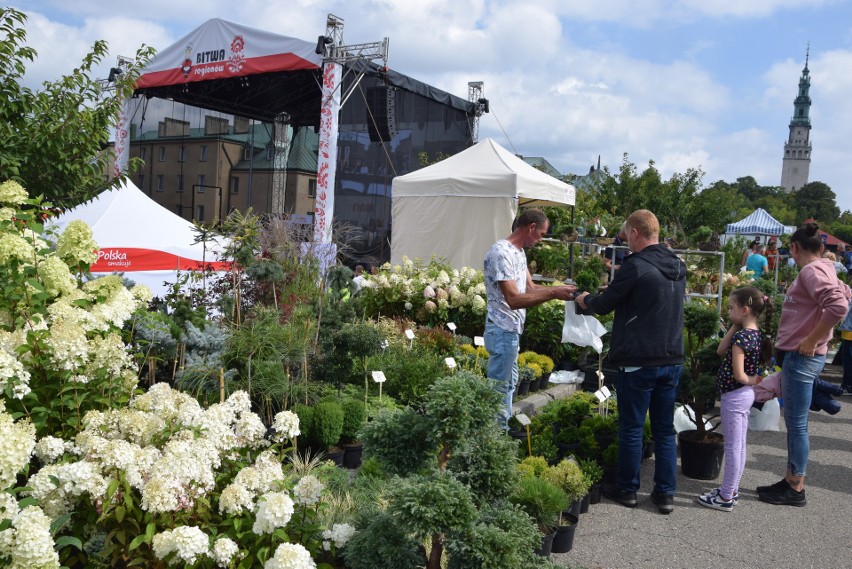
[
  {"xmin": 514, "ymin": 413, "xmax": 531, "ymax": 426},
  {"xmin": 405, "ymin": 329, "xmax": 415, "ymax": 340},
  {"xmin": 444, "ymin": 357, "xmax": 457, "ymax": 369},
  {"xmin": 600, "ymin": 386, "xmax": 611, "ymax": 398},
  {"xmin": 594, "ymin": 389, "xmax": 607, "ymax": 402},
  {"xmin": 473, "ymin": 336, "xmax": 485, "ymax": 346},
  {"xmin": 380, "ymin": 339, "xmax": 389, "ymax": 350},
  {"xmin": 446, "ymin": 322, "xmax": 457, "ymax": 332},
  {"xmin": 371, "ymin": 371, "xmax": 387, "ymax": 383}
]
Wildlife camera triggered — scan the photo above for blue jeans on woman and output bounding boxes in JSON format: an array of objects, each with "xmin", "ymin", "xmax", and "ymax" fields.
[
  {"xmin": 781, "ymin": 352, "xmax": 826, "ymax": 476},
  {"xmin": 616, "ymin": 365, "xmax": 682, "ymax": 495},
  {"xmin": 484, "ymin": 321, "xmax": 519, "ymax": 429}
]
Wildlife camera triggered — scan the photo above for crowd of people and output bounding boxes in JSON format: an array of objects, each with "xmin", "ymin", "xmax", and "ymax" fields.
[{"xmin": 483, "ymin": 208, "xmax": 851, "ymax": 513}]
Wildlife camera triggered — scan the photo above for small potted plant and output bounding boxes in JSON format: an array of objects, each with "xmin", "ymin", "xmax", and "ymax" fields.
[
  {"xmin": 578, "ymin": 458, "xmax": 604, "ymax": 505},
  {"xmin": 510, "ymin": 474, "xmax": 567, "ymax": 557},
  {"xmin": 678, "ymin": 302, "xmax": 725, "ymax": 480},
  {"xmin": 542, "ymin": 459, "xmax": 589, "ymax": 553},
  {"xmin": 307, "ymin": 399, "xmax": 346, "ymax": 465},
  {"xmin": 515, "ymin": 365, "xmax": 535, "ymax": 396},
  {"xmin": 340, "ymin": 398, "xmax": 367, "ymax": 468}
]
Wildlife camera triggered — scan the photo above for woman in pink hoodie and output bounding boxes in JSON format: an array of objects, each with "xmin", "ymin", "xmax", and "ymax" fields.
[{"xmin": 756, "ymin": 222, "xmax": 850, "ymax": 507}]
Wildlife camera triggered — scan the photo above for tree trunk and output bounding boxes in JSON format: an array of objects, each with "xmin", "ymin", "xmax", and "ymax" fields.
[{"xmin": 426, "ymin": 534, "xmax": 443, "ymax": 569}]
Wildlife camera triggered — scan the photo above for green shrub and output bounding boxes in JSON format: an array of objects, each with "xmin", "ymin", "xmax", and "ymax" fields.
[
  {"xmin": 578, "ymin": 458, "xmax": 603, "ymax": 485},
  {"xmin": 367, "ymin": 344, "xmax": 446, "ymax": 405},
  {"xmin": 307, "ymin": 399, "xmax": 344, "ymax": 449},
  {"xmin": 343, "ymin": 510, "xmax": 426, "ymax": 569},
  {"xmin": 340, "ymin": 398, "xmax": 367, "ymax": 443},
  {"xmin": 292, "ymin": 403, "xmax": 314, "ymax": 444},
  {"xmin": 510, "ymin": 476, "xmax": 567, "ymax": 533},
  {"xmin": 448, "ymin": 430, "xmax": 518, "ymax": 506},
  {"xmin": 602, "ymin": 442, "xmax": 619, "ymax": 469},
  {"xmin": 360, "ymin": 408, "xmax": 432, "ymax": 476},
  {"xmin": 445, "ymin": 503, "xmax": 546, "ymax": 569},
  {"xmin": 518, "ymin": 456, "xmax": 550, "ymax": 478},
  {"xmin": 542, "ymin": 459, "xmax": 591, "ymax": 503}
]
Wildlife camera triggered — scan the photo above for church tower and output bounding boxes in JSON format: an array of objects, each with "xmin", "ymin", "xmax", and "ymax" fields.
[{"xmin": 780, "ymin": 48, "xmax": 812, "ymax": 192}]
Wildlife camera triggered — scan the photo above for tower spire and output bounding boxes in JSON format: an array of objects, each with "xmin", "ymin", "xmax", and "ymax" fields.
[{"xmin": 779, "ymin": 46, "xmax": 813, "ymax": 193}]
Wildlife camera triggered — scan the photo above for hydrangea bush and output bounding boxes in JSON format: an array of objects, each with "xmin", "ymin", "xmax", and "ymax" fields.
[{"xmin": 359, "ymin": 257, "xmax": 486, "ymax": 336}]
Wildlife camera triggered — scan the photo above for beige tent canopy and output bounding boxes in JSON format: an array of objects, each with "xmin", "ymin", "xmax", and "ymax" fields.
[{"xmin": 390, "ymin": 138, "xmax": 576, "ymax": 269}]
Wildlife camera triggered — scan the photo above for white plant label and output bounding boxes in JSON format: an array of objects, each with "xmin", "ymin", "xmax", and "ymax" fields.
[
  {"xmin": 601, "ymin": 386, "xmax": 611, "ymax": 398},
  {"xmin": 594, "ymin": 389, "xmax": 607, "ymax": 402},
  {"xmin": 371, "ymin": 371, "xmax": 387, "ymax": 383},
  {"xmin": 444, "ymin": 357, "xmax": 457, "ymax": 369},
  {"xmin": 446, "ymin": 322, "xmax": 457, "ymax": 332},
  {"xmin": 514, "ymin": 413, "xmax": 532, "ymax": 426},
  {"xmin": 380, "ymin": 339, "xmax": 389, "ymax": 350},
  {"xmin": 404, "ymin": 329, "xmax": 415, "ymax": 340},
  {"xmin": 473, "ymin": 336, "xmax": 485, "ymax": 346}
]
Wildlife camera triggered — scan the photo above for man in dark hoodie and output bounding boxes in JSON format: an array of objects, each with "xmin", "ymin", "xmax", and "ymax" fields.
[{"xmin": 575, "ymin": 209, "xmax": 686, "ymax": 514}]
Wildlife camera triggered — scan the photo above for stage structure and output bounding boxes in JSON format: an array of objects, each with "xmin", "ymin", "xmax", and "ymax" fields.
[{"xmin": 116, "ymin": 15, "xmax": 479, "ymax": 261}]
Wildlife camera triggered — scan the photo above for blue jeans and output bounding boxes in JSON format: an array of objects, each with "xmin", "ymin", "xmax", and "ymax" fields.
[
  {"xmin": 616, "ymin": 365, "xmax": 682, "ymax": 495},
  {"xmin": 484, "ymin": 321, "xmax": 519, "ymax": 429},
  {"xmin": 841, "ymin": 339, "xmax": 852, "ymax": 389},
  {"xmin": 781, "ymin": 352, "xmax": 825, "ymax": 476}
]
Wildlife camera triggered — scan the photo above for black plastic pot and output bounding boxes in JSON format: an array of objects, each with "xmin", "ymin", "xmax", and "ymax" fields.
[
  {"xmin": 588, "ymin": 483, "xmax": 602, "ymax": 504},
  {"xmin": 563, "ymin": 499, "xmax": 582, "ymax": 519},
  {"xmin": 516, "ymin": 379, "xmax": 531, "ymax": 396},
  {"xmin": 535, "ymin": 530, "xmax": 556, "ymax": 557},
  {"xmin": 551, "ymin": 514, "xmax": 579, "ymax": 553},
  {"xmin": 580, "ymin": 492, "xmax": 591, "ymax": 513},
  {"xmin": 678, "ymin": 430, "xmax": 724, "ymax": 480},
  {"xmin": 325, "ymin": 447, "xmax": 345, "ymax": 467},
  {"xmin": 342, "ymin": 443, "xmax": 363, "ymax": 469},
  {"xmin": 528, "ymin": 376, "xmax": 541, "ymax": 392}
]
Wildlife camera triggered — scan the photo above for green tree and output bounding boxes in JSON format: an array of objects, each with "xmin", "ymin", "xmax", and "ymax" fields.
[
  {"xmin": 794, "ymin": 181, "xmax": 840, "ymax": 223},
  {"xmin": 0, "ymin": 8, "xmax": 154, "ymax": 207},
  {"xmin": 685, "ymin": 180, "xmax": 749, "ymax": 233}
]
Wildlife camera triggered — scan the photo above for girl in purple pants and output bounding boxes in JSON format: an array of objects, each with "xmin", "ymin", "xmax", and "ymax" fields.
[{"xmin": 697, "ymin": 287, "xmax": 773, "ymax": 511}]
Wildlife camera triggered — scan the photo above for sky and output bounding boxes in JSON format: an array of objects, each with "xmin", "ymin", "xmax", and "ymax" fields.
[{"xmin": 13, "ymin": 0, "xmax": 852, "ymax": 212}]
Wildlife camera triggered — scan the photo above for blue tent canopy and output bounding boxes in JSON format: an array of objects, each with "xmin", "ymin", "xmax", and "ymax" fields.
[{"xmin": 725, "ymin": 208, "xmax": 795, "ymax": 236}]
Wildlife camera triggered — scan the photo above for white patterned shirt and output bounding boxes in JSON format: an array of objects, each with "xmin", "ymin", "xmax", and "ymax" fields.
[{"xmin": 484, "ymin": 239, "xmax": 528, "ymax": 334}]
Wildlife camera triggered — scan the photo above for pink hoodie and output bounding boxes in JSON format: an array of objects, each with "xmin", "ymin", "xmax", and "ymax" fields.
[{"xmin": 775, "ymin": 258, "xmax": 850, "ymax": 354}]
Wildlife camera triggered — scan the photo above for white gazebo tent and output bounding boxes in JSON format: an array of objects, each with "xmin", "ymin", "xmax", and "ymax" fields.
[
  {"xmin": 390, "ymin": 138, "xmax": 575, "ymax": 269},
  {"xmin": 51, "ymin": 180, "xmax": 230, "ymax": 298},
  {"xmin": 723, "ymin": 207, "xmax": 796, "ymax": 243}
]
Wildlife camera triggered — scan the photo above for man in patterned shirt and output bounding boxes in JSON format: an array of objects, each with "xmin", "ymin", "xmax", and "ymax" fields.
[{"xmin": 484, "ymin": 208, "xmax": 577, "ymax": 429}]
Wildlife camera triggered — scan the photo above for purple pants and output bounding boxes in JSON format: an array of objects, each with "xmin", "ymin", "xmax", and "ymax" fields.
[{"xmin": 720, "ymin": 386, "xmax": 755, "ymax": 500}]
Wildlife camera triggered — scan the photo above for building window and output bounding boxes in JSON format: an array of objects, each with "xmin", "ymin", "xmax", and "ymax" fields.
[
  {"xmin": 158, "ymin": 146, "xmax": 166, "ymax": 161},
  {"xmin": 197, "ymin": 175, "xmax": 206, "ymax": 192},
  {"xmin": 243, "ymin": 147, "xmax": 252, "ymax": 160},
  {"xmin": 267, "ymin": 146, "xmax": 275, "ymax": 161},
  {"xmin": 199, "ymin": 145, "xmax": 208, "ymax": 162},
  {"xmin": 156, "ymin": 174, "xmax": 164, "ymax": 192},
  {"xmin": 138, "ymin": 174, "xmax": 144, "ymax": 188},
  {"xmin": 307, "ymin": 179, "xmax": 316, "ymax": 198},
  {"xmin": 178, "ymin": 146, "xmax": 185, "ymax": 162},
  {"xmin": 229, "ymin": 176, "xmax": 239, "ymax": 194},
  {"xmin": 139, "ymin": 147, "xmax": 147, "ymax": 161},
  {"xmin": 176, "ymin": 174, "xmax": 184, "ymax": 193},
  {"xmin": 195, "ymin": 205, "xmax": 204, "ymax": 222}
]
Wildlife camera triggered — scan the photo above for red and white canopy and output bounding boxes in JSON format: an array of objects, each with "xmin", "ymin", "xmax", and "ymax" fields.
[
  {"xmin": 136, "ymin": 18, "xmax": 322, "ymax": 89},
  {"xmin": 51, "ymin": 180, "xmax": 230, "ymax": 296}
]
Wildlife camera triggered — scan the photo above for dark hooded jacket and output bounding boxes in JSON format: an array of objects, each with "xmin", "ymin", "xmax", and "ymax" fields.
[{"xmin": 585, "ymin": 244, "xmax": 686, "ymax": 367}]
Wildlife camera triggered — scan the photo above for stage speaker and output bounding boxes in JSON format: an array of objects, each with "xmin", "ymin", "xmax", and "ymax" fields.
[{"xmin": 366, "ymin": 87, "xmax": 397, "ymax": 142}]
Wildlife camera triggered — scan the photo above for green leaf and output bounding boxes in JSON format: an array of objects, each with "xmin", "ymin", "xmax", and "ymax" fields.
[
  {"xmin": 128, "ymin": 534, "xmax": 147, "ymax": 551},
  {"xmin": 54, "ymin": 536, "xmax": 83, "ymax": 551},
  {"xmin": 115, "ymin": 506, "xmax": 125, "ymax": 522}
]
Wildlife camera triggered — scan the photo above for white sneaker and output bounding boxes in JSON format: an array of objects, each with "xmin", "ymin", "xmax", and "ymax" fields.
[
  {"xmin": 697, "ymin": 491, "xmax": 735, "ymax": 512},
  {"xmin": 699, "ymin": 488, "xmax": 738, "ymax": 505}
]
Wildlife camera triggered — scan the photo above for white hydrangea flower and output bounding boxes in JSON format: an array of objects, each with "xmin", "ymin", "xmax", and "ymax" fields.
[
  {"xmin": 264, "ymin": 542, "xmax": 316, "ymax": 569},
  {"xmin": 292, "ymin": 475, "xmax": 324, "ymax": 506},
  {"xmin": 0, "ymin": 180, "xmax": 28, "ymax": 205},
  {"xmin": 423, "ymin": 285, "xmax": 436, "ymax": 298},
  {"xmin": 253, "ymin": 491, "xmax": 295, "ymax": 534},
  {"xmin": 234, "ymin": 413, "xmax": 268, "ymax": 449},
  {"xmin": 33, "ymin": 436, "xmax": 68, "ymax": 464},
  {"xmin": 56, "ymin": 219, "xmax": 98, "ymax": 266},
  {"xmin": 0, "ymin": 349, "xmax": 31, "ymax": 399},
  {"xmin": 2, "ymin": 505, "xmax": 60, "ymax": 568},
  {"xmin": 211, "ymin": 537, "xmax": 239, "ymax": 567},
  {"xmin": 44, "ymin": 318, "xmax": 89, "ymax": 371},
  {"xmin": 130, "ymin": 284, "xmax": 153, "ymax": 305},
  {"xmin": 37, "ymin": 256, "xmax": 77, "ymax": 297},
  {"xmin": 151, "ymin": 525, "xmax": 210, "ymax": 565},
  {"xmin": 0, "ymin": 403, "xmax": 36, "ymax": 490},
  {"xmin": 271, "ymin": 410, "xmax": 300, "ymax": 441},
  {"xmin": 322, "ymin": 522, "xmax": 356, "ymax": 549},
  {"xmin": 218, "ymin": 482, "xmax": 255, "ymax": 515}
]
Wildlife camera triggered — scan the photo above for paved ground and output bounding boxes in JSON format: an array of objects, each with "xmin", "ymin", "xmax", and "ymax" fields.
[{"xmin": 551, "ymin": 368, "xmax": 852, "ymax": 569}]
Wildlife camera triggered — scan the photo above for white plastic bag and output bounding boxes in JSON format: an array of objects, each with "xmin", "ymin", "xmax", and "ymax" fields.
[
  {"xmin": 748, "ymin": 398, "xmax": 781, "ymax": 431},
  {"xmin": 549, "ymin": 369, "xmax": 585, "ymax": 385},
  {"xmin": 562, "ymin": 301, "xmax": 607, "ymax": 353},
  {"xmin": 673, "ymin": 405, "xmax": 714, "ymax": 433}
]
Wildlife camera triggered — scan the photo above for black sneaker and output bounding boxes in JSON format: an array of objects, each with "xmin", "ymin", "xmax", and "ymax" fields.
[
  {"xmin": 840, "ymin": 386, "xmax": 852, "ymax": 396},
  {"xmin": 756, "ymin": 479, "xmax": 789, "ymax": 495},
  {"xmin": 758, "ymin": 481, "xmax": 807, "ymax": 507},
  {"xmin": 650, "ymin": 491, "xmax": 674, "ymax": 514},
  {"xmin": 602, "ymin": 484, "xmax": 637, "ymax": 508}
]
